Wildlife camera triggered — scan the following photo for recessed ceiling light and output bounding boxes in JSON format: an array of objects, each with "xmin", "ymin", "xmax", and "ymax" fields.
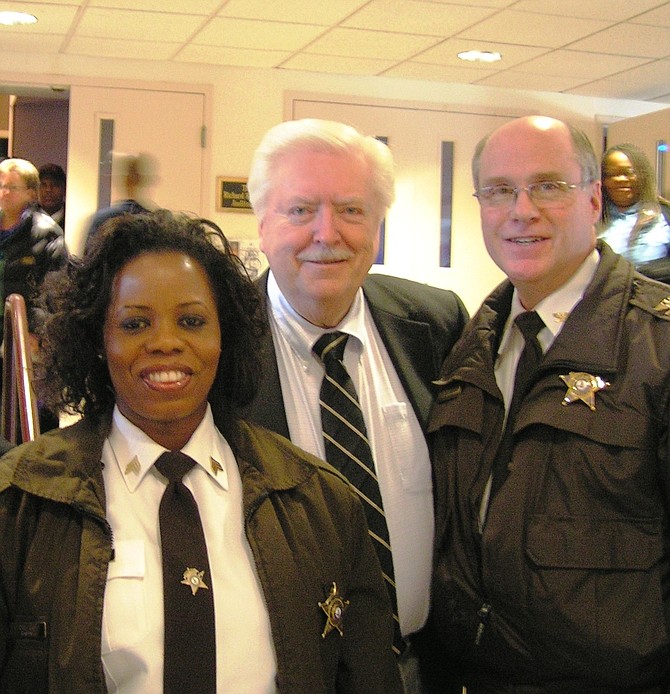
[
  {"xmin": 458, "ymin": 50, "xmax": 502, "ymax": 64},
  {"xmin": 0, "ymin": 11, "xmax": 37, "ymax": 27}
]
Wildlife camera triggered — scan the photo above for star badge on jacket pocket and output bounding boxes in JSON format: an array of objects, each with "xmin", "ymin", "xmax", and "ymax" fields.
[
  {"xmin": 319, "ymin": 582, "xmax": 349, "ymax": 638},
  {"xmin": 559, "ymin": 372, "xmax": 609, "ymax": 411}
]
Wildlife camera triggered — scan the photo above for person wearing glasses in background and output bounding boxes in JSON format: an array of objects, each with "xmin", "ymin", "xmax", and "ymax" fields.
[
  {"xmin": 0, "ymin": 158, "xmax": 65, "ymax": 431},
  {"xmin": 424, "ymin": 115, "xmax": 670, "ymax": 692},
  {"xmin": 598, "ymin": 142, "xmax": 670, "ymax": 283}
]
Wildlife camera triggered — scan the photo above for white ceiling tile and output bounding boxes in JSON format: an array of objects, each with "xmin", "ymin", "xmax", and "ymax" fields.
[
  {"xmin": 567, "ymin": 59, "xmax": 670, "ymax": 100},
  {"xmin": 418, "ymin": 0, "xmax": 516, "ymax": 6},
  {"xmin": 192, "ymin": 17, "xmax": 326, "ymax": 50},
  {"xmin": 511, "ymin": 0, "xmax": 663, "ymax": 21},
  {"xmin": 458, "ymin": 10, "xmax": 611, "ymax": 48},
  {"xmin": 87, "ymin": 0, "xmax": 219, "ymax": 12},
  {"xmin": 76, "ymin": 7, "xmax": 203, "ymax": 41},
  {"xmin": 568, "ymin": 23, "xmax": 670, "ymax": 57},
  {"xmin": 176, "ymin": 44, "xmax": 289, "ymax": 68},
  {"xmin": 476, "ymin": 70, "xmax": 588, "ymax": 92},
  {"xmin": 383, "ymin": 60, "xmax": 495, "ymax": 81},
  {"xmin": 628, "ymin": 3, "xmax": 670, "ymax": 27},
  {"xmin": 218, "ymin": 0, "xmax": 368, "ymax": 24},
  {"xmin": 0, "ymin": 31, "xmax": 64, "ymax": 52},
  {"xmin": 67, "ymin": 36, "xmax": 179, "ymax": 60},
  {"xmin": 307, "ymin": 27, "xmax": 441, "ymax": 60},
  {"xmin": 281, "ymin": 53, "xmax": 398, "ymax": 75},
  {"xmin": 514, "ymin": 50, "xmax": 651, "ymax": 80},
  {"xmin": 342, "ymin": 0, "xmax": 496, "ymax": 35}
]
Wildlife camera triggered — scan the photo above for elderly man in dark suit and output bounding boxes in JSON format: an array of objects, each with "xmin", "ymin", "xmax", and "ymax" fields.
[{"xmin": 243, "ymin": 118, "xmax": 467, "ymax": 694}]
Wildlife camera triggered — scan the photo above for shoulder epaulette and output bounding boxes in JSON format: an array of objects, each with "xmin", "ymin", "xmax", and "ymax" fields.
[{"xmin": 631, "ymin": 276, "xmax": 670, "ymax": 320}]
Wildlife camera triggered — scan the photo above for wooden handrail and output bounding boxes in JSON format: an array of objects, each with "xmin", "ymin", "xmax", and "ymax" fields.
[{"xmin": 1, "ymin": 293, "xmax": 40, "ymax": 444}]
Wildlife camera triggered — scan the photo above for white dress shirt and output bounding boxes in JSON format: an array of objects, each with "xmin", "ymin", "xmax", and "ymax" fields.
[
  {"xmin": 266, "ymin": 271, "xmax": 433, "ymax": 638},
  {"xmin": 101, "ymin": 405, "xmax": 276, "ymax": 693}
]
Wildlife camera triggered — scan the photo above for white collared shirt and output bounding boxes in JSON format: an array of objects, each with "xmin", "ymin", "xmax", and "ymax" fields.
[
  {"xmin": 495, "ymin": 248, "xmax": 600, "ymax": 409},
  {"xmin": 101, "ymin": 405, "xmax": 276, "ymax": 693},
  {"xmin": 267, "ymin": 271, "xmax": 433, "ymax": 637}
]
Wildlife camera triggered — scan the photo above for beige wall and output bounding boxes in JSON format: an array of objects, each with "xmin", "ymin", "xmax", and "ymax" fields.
[{"xmin": 0, "ymin": 56, "xmax": 666, "ymax": 311}]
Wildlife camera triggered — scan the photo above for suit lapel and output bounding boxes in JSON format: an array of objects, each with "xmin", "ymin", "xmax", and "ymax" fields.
[{"xmin": 364, "ymin": 284, "xmax": 436, "ymax": 431}]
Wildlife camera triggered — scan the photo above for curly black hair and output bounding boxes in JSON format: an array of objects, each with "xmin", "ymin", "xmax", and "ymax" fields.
[{"xmin": 36, "ymin": 209, "xmax": 266, "ymax": 421}]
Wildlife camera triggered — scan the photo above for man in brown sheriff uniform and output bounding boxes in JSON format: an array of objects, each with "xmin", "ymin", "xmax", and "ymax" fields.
[{"xmin": 425, "ymin": 115, "xmax": 670, "ymax": 693}]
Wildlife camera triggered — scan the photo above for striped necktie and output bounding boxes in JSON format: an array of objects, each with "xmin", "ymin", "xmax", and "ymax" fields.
[
  {"xmin": 313, "ymin": 331, "xmax": 403, "ymax": 655},
  {"xmin": 155, "ymin": 450, "xmax": 217, "ymax": 693}
]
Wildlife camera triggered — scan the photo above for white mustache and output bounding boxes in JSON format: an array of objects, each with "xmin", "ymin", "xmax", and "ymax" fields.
[{"xmin": 297, "ymin": 247, "xmax": 354, "ymax": 262}]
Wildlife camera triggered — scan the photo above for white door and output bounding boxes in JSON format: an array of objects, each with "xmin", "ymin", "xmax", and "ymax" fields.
[{"xmin": 66, "ymin": 84, "xmax": 206, "ymax": 255}]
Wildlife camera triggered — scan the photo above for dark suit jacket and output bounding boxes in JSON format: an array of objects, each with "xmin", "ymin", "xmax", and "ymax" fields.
[{"xmin": 244, "ymin": 271, "xmax": 468, "ymax": 437}]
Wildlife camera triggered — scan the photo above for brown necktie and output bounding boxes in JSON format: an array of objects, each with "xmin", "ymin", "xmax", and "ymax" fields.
[
  {"xmin": 313, "ymin": 331, "xmax": 404, "ymax": 655},
  {"xmin": 155, "ymin": 450, "xmax": 216, "ymax": 693},
  {"xmin": 490, "ymin": 311, "xmax": 545, "ymax": 497}
]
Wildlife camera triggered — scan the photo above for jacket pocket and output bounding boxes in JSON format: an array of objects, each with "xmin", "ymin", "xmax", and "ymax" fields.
[
  {"xmin": 527, "ymin": 515, "xmax": 662, "ymax": 570},
  {"xmin": 524, "ymin": 514, "xmax": 667, "ymax": 682}
]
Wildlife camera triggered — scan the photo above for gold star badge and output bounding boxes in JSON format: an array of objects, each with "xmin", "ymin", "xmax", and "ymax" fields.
[
  {"xmin": 181, "ymin": 567, "xmax": 209, "ymax": 596},
  {"xmin": 559, "ymin": 372, "xmax": 610, "ymax": 411},
  {"xmin": 319, "ymin": 582, "xmax": 349, "ymax": 638},
  {"xmin": 654, "ymin": 297, "xmax": 670, "ymax": 316}
]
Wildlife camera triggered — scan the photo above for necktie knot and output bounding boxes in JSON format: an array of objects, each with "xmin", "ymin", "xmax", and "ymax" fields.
[
  {"xmin": 514, "ymin": 311, "xmax": 544, "ymax": 343},
  {"xmin": 155, "ymin": 450, "xmax": 196, "ymax": 483},
  {"xmin": 313, "ymin": 331, "xmax": 348, "ymax": 364}
]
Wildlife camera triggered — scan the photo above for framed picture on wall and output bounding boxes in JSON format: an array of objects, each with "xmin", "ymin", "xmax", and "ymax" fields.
[{"xmin": 216, "ymin": 177, "xmax": 253, "ymax": 212}]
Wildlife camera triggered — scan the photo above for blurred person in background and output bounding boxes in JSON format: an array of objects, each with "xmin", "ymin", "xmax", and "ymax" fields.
[
  {"xmin": 85, "ymin": 152, "xmax": 158, "ymax": 250},
  {"xmin": 38, "ymin": 162, "xmax": 66, "ymax": 227},
  {"xmin": 0, "ymin": 158, "xmax": 65, "ymax": 415},
  {"xmin": 598, "ymin": 142, "xmax": 670, "ymax": 282}
]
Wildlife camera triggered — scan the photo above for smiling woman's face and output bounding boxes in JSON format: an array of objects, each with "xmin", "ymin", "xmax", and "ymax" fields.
[
  {"xmin": 603, "ymin": 151, "xmax": 640, "ymax": 210},
  {"xmin": 103, "ymin": 250, "xmax": 221, "ymax": 450}
]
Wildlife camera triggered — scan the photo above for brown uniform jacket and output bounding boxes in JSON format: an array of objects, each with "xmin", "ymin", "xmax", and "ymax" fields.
[
  {"xmin": 0, "ymin": 413, "xmax": 401, "ymax": 693},
  {"xmin": 427, "ymin": 243, "xmax": 670, "ymax": 692}
]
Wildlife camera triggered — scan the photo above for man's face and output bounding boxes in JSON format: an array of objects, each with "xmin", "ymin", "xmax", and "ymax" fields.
[
  {"xmin": 476, "ymin": 117, "xmax": 601, "ymax": 309},
  {"xmin": 258, "ymin": 148, "xmax": 382, "ymax": 327},
  {"xmin": 0, "ymin": 170, "xmax": 36, "ymax": 221},
  {"xmin": 39, "ymin": 176, "xmax": 65, "ymax": 215}
]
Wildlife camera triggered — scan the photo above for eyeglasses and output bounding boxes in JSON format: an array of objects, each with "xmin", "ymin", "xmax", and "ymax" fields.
[
  {"xmin": 0, "ymin": 184, "xmax": 28, "ymax": 193},
  {"xmin": 473, "ymin": 180, "xmax": 591, "ymax": 208}
]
